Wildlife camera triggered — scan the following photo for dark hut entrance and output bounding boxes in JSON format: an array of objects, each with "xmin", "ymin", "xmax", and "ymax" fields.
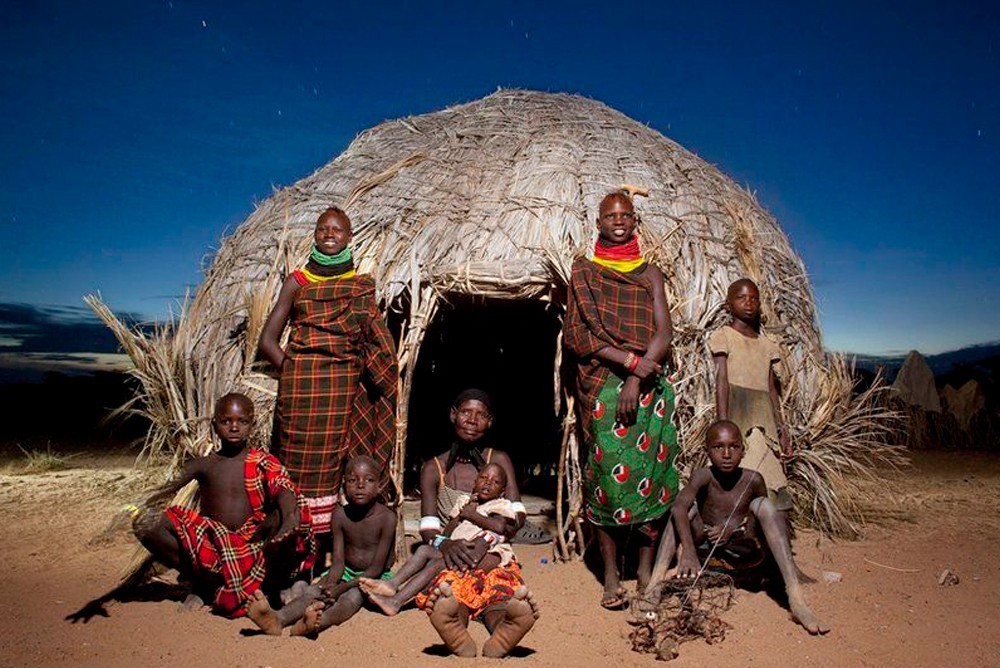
[{"xmin": 403, "ymin": 296, "xmax": 564, "ymax": 496}]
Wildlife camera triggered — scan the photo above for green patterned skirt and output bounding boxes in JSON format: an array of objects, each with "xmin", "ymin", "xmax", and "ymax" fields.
[{"xmin": 584, "ymin": 372, "xmax": 679, "ymax": 526}]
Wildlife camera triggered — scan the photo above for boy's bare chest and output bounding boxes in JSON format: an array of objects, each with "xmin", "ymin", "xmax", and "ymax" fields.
[
  {"xmin": 342, "ymin": 515, "xmax": 388, "ymax": 568},
  {"xmin": 701, "ymin": 480, "xmax": 752, "ymax": 526},
  {"xmin": 200, "ymin": 456, "xmax": 252, "ymax": 524}
]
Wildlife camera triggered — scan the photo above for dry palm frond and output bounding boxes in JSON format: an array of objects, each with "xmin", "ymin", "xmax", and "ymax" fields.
[
  {"xmin": 786, "ymin": 362, "xmax": 906, "ymax": 537},
  {"xmin": 85, "ymin": 294, "xmax": 211, "ymax": 468}
]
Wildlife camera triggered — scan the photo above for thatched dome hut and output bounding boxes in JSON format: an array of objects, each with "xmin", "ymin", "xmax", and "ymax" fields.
[{"xmin": 92, "ymin": 89, "xmax": 899, "ymax": 549}]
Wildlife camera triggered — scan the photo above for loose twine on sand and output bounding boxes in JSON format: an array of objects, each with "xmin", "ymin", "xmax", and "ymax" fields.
[{"xmin": 629, "ymin": 466, "xmax": 759, "ymax": 660}]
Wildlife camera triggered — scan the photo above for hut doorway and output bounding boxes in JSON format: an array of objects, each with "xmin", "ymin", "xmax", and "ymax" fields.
[{"xmin": 403, "ymin": 296, "xmax": 564, "ymax": 496}]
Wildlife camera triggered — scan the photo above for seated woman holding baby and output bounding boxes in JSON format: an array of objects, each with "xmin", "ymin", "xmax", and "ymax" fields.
[{"xmin": 372, "ymin": 389, "xmax": 539, "ymax": 657}]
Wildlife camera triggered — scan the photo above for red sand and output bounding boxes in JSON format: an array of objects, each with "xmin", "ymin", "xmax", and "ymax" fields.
[{"xmin": 1, "ymin": 451, "xmax": 997, "ymax": 667}]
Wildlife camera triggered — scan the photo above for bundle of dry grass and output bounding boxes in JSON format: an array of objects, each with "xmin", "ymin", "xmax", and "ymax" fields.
[{"xmin": 89, "ymin": 89, "xmax": 901, "ymax": 557}]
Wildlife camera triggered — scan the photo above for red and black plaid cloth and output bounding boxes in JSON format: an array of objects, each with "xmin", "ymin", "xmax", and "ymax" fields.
[
  {"xmin": 276, "ymin": 273, "xmax": 398, "ymax": 501},
  {"xmin": 165, "ymin": 449, "xmax": 315, "ymax": 617},
  {"xmin": 563, "ymin": 257, "xmax": 657, "ymax": 434}
]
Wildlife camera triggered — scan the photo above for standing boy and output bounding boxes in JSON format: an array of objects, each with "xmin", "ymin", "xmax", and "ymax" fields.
[{"xmin": 710, "ymin": 278, "xmax": 792, "ymax": 508}]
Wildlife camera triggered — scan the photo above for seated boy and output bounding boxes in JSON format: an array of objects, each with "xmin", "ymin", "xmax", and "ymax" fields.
[
  {"xmin": 359, "ymin": 462, "xmax": 518, "ymax": 616},
  {"xmin": 246, "ymin": 455, "xmax": 396, "ymax": 635},
  {"xmin": 671, "ymin": 420, "xmax": 829, "ymax": 635},
  {"xmin": 132, "ymin": 392, "xmax": 314, "ymax": 617}
]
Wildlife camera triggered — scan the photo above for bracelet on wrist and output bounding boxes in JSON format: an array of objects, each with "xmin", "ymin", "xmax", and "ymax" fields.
[{"xmin": 624, "ymin": 352, "xmax": 640, "ymax": 373}]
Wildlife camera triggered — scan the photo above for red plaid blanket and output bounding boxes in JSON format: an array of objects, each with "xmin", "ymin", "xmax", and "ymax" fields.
[{"xmin": 165, "ymin": 450, "xmax": 315, "ymax": 617}]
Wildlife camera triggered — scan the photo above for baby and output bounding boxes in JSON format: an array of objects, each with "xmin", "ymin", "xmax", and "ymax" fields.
[{"xmin": 360, "ymin": 462, "xmax": 518, "ymax": 616}]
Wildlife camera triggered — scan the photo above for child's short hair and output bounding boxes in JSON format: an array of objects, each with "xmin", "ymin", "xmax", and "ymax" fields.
[
  {"xmin": 726, "ymin": 278, "xmax": 759, "ymax": 299},
  {"xmin": 704, "ymin": 419, "xmax": 743, "ymax": 444},
  {"xmin": 480, "ymin": 461, "xmax": 508, "ymax": 486},
  {"xmin": 214, "ymin": 392, "xmax": 254, "ymax": 417},
  {"xmin": 344, "ymin": 454, "xmax": 380, "ymax": 477}
]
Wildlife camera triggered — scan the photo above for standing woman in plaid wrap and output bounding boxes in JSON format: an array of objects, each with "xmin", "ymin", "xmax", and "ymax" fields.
[
  {"xmin": 564, "ymin": 191, "xmax": 679, "ymax": 610},
  {"xmin": 258, "ymin": 207, "xmax": 398, "ymax": 562}
]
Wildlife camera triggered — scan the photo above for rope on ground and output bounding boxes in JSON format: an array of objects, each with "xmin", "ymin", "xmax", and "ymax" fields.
[{"xmin": 628, "ymin": 572, "xmax": 736, "ymax": 661}]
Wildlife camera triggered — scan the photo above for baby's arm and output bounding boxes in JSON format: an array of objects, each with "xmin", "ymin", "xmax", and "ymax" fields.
[
  {"xmin": 442, "ymin": 515, "xmax": 463, "ymax": 534},
  {"xmin": 713, "ymin": 353, "xmax": 730, "ymax": 420},
  {"xmin": 458, "ymin": 503, "xmax": 515, "ymax": 536},
  {"xmin": 672, "ymin": 469, "xmax": 710, "ymax": 579}
]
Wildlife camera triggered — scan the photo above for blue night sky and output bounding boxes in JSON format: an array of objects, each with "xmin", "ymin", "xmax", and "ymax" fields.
[{"xmin": 1, "ymin": 1, "xmax": 997, "ymax": 357}]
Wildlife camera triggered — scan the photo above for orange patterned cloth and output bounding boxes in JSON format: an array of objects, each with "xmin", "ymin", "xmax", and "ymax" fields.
[{"xmin": 415, "ymin": 560, "xmax": 524, "ymax": 619}]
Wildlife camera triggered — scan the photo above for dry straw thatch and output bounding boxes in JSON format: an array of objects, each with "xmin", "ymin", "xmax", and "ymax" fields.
[{"xmin": 90, "ymin": 90, "xmax": 902, "ymax": 557}]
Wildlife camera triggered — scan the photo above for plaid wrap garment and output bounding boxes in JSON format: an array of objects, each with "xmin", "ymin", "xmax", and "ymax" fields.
[
  {"xmin": 564, "ymin": 258, "xmax": 679, "ymax": 526},
  {"xmin": 276, "ymin": 274, "xmax": 397, "ymax": 509},
  {"xmin": 564, "ymin": 258, "xmax": 659, "ymax": 433},
  {"xmin": 165, "ymin": 449, "xmax": 315, "ymax": 617}
]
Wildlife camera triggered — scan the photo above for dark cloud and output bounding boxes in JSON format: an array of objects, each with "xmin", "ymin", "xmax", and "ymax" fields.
[{"xmin": 0, "ymin": 303, "xmax": 147, "ymax": 354}]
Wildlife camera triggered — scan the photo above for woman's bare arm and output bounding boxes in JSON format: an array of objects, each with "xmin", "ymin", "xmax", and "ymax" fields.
[
  {"xmin": 257, "ymin": 275, "xmax": 300, "ymax": 370},
  {"xmin": 640, "ymin": 265, "xmax": 673, "ymax": 371},
  {"xmin": 419, "ymin": 458, "xmax": 443, "ymax": 543}
]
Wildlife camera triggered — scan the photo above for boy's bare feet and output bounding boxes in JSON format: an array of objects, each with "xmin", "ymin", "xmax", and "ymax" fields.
[
  {"xmin": 288, "ymin": 601, "xmax": 325, "ymax": 637},
  {"xmin": 281, "ymin": 579, "xmax": 310, "ymax": 606},
  {"xmin": 246, "ymin": 590, "xmax": 283, "ymax": 636},
  {"xmin": 427, "ymin": 583, "xmax": 477, "ymax": 657},
  {"xmin": 358, "ymin": 577, "xmax": 395, "ymax": 597},
  {"xmin": 367, "ymin": 593, "xmax": 401, "ymax": 617},
  {"xmin": 481, "ymin": 586, "xmax": 539, "ymax": 658},
  {"xmin": 178, "ymin": 592, "xmax": 206, "ymax": 612},
  {"xmin": 787, "ymin": 585, "xmax": 830, "ymax": 635},
  {"xmin": 637, "ymin": 582, "xmax": 663, "ymax": 613}
]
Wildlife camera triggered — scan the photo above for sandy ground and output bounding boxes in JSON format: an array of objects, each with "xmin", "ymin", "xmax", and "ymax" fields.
[{"xmin": 1, "ymin": 450, "xmax": 998, "ymax": 668}]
